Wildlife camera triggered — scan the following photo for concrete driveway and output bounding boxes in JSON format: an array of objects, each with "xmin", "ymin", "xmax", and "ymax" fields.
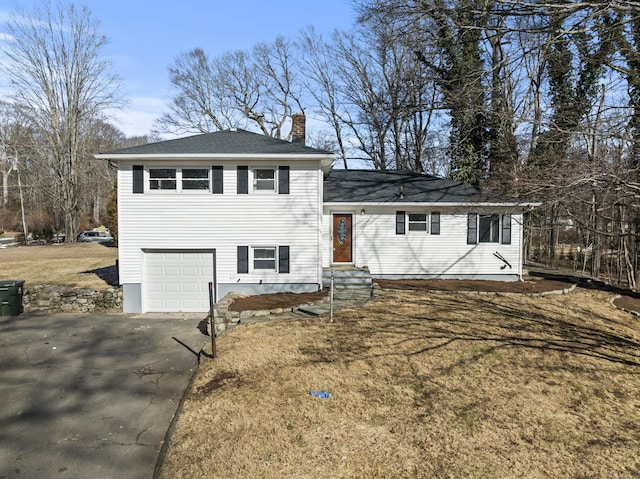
[{"xmin": 0, "ymin": 311, "xmax": 207, "ymax": 479}]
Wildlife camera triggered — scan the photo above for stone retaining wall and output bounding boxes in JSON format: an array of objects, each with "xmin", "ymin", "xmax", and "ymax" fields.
[{"xmin": 23, "ymin": 284, "xmax": 123, "ymax": 313}]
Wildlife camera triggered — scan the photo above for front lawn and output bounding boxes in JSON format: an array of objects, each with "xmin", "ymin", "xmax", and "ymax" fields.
[
  {"xmin": 0, "ymin": 242, "xmax": 117, "ymax": 289},
  {"xmin": 157, "ymin": 286, "xmax": 640, "ymax": 478}
]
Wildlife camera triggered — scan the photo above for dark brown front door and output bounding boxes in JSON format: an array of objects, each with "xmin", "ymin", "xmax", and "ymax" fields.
[{"xmin": 332, "ymin": 214, "xmax": 352, "ymax": 263}]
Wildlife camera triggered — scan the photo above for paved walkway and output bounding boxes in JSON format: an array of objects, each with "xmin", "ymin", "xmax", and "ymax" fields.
[{"xmin": 0, "ymin": 311, "xmax": 206, "ymax": 479}]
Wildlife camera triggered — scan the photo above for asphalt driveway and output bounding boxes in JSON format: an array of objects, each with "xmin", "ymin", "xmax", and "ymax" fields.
[{"xmin": 0, "ymin": 311, "xmax": 207, "ymax": 479}]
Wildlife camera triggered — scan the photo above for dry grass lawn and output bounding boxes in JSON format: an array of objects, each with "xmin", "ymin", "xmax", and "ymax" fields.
[
  {"xmin": 158, "ymin": 287, "xmax": 640, "ymax": 479},
  {"xmin": 0, "ymin": 242, "xmax": 117, "ymax": 288}
]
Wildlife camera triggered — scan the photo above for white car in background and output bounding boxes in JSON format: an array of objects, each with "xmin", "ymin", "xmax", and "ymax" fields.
[{"xmin": 76, "ymin": 231, "xmax": 114, "ymax": 244}]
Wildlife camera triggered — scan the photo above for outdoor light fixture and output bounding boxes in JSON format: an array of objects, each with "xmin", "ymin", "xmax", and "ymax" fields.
[{"xmin": 360, "ymin": 208, "xmax": 365, "ymax": 215}]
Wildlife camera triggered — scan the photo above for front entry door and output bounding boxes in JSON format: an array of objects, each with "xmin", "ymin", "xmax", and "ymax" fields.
[{"xmin": 332, "ymin": 214, "xmax": 352, "ymax": 263}]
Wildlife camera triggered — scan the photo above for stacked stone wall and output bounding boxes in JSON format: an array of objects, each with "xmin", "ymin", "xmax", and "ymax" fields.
[{"xmin": 23, "ymin": 285, "xmax": 123, "ymax": 313}]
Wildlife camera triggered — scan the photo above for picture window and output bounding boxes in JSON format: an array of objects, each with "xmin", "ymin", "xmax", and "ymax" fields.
[{"xmin": 479, "ymin": 214, "xmax": 500, "ymax": 243}]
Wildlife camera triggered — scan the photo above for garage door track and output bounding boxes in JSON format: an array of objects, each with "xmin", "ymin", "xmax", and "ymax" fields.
[{"xmin": 0, "ymin": 311, "xmax": 205, "ymax": 479}]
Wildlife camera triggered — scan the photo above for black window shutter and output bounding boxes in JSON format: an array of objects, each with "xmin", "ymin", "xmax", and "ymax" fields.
[
  {"xmin": 133, "ymin": 165, "xmax": 143, "ymax": 194},
  {"xmin": 237, "ymin": 246, "xmax": 249, "ymax": 273},
  {"xmin": 212, "ymin": 166, "xmax": 223, "ymax": 194},
  {"xmin": 278, "ymin": 246, "xmax": 290, "ymax": 273},
  {"xmin": 431, "ymin": 212, "xmax": 440, "ymax": 235},
  {"xmin": 396, "ymin": 211, "xmax": 406, "ymax": 235},
  {"xmin": 502, "ymin": 215, "xmax": 512, "ymax": 245},
  {"xmin": 278, "ymin": 166, "xmax": 290, "ymax": 194},
  {"xmin": 467, "ymin": 214, "xmax": 478, "ymax": 244},
  {"xmin": 237, "ymin": 166, "xmax": 248, "ymax": 194}
]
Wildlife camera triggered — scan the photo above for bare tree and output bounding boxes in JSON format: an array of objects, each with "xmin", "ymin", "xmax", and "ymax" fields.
[
  {"xmin": 298, "ymin": 27, "xmax": 350, "ymax": 168},
  {"xmin": 158, "ymin": 37, "xmax": 304, "ymax": 139},
  {"xmin": 155, "ymin": 48, "xmax": 237, "ymax": 135},
  {"xmin": 2, "ymin": 2, "xmax": 122, "ymax": 242}
]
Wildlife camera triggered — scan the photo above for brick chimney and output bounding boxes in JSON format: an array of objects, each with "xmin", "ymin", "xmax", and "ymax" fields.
[{"xmin": 291, "ymin": 113, "xmax": 306, "ymax": 145}]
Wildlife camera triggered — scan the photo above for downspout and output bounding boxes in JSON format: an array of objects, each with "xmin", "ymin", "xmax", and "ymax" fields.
[
  {"xmin": 519, "ymin": 213, "xmax": 524, "ymax": 281},
  {"xmin": 318, "ymin": 164, "xmax": 324, "ymax": 291}
]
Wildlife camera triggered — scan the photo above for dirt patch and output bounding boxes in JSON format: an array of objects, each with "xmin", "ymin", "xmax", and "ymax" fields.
[
  {"xmin": 227, "ymin": 278, "xmax": 574, "ymax": 312},
  {"xmin": 376, "ymin": 277, "xmax": 575, "ymax": 293},
  {"xmin": 228, "ymin": 289, "xmax": 329, "ymax": 312}
]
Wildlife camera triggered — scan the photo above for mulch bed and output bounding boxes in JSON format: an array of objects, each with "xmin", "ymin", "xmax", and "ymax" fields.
[
  {"xmin": 228, "ymin": 289, "xmax": 329, "ymax": 312},
  {"xmin": 611, "ymin": 294, "xmax": 640, "ymax": 316},
  {"xmin": 374, "ymin": 278, "xmax": 575, "ymax": 293},
  {"xmin": 228, "ymin": 278, "xmax": 575, "ymax": 312},
  {"xmin": 227, "ymin": 277, "xmax": 640, "ymax": 317}
]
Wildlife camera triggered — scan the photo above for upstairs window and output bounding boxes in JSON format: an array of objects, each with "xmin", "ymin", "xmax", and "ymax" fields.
[
  {"xmin": 148, "ymin": 168, "xmax": 210, "ymax": 192},
  {"xmin": 238, "ymin": 166, "xmax": 289, "ymax": 194},
  {"xmin": 182, "ymin": 168, "xmax": 210, "ymax": 190},
  {"xmin": 149, "ymin": 168, "xmax": 177, "ymax": 190},
  {"xmin": 254, "ymin": 168, "xmax": 276, "ymax": 192}
]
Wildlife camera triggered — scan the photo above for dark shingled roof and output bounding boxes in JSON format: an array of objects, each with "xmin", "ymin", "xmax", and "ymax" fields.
[
  {"xmin": 324, "ymin": 169, "xmax": 513, "ymax": 204},
  {"xmin": 101, "ymin": 129, "xmax": 331, "ymax": 156}
]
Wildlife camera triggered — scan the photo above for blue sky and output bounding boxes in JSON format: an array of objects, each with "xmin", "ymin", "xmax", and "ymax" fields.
[{"xmin": 0, "ymin": 1, "xmax": 358, "ymax": 137}]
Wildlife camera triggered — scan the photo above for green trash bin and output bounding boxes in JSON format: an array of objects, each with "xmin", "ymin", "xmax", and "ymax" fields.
[{"xmin": 0, "ymin": 280, "xmax": 25, "ymax": 316}]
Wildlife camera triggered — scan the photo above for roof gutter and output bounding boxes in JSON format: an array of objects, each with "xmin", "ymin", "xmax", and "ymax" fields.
[
  {"xmin": 94, "ymin": 153, "xmax": 335, "ymax": 161},
  {"xmin": 324, "ymin": 201, "xmax": 542, "ymax": 209}
]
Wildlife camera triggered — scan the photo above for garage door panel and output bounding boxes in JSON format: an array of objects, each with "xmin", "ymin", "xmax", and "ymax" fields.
[
  {"xmin": 143, "ymin": 251, "xmax": 215, "ymax": 312},
  {"xmin": 164, "ymin": 283, "xmax": 181, "ymax": 293},
  {"xmin": 182, "ymin": 283, "xmax": 200, "ymax": 293},
  {"xmin": 163, "ymin": 266, "xmax": 181, "ymax": 276}
]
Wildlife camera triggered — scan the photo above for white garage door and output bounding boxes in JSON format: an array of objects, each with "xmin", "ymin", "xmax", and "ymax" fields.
[{"xmin": 144, "ymin": 251, "xmax": 215, "ymax": 312}]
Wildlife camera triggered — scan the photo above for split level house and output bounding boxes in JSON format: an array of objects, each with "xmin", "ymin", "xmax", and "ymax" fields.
[{"xmin": 96, "ymin": 116, "xmax": 538, "ymax": 314}]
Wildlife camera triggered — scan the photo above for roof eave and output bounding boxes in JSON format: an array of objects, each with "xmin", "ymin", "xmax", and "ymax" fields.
[
  {"xmin": 324, "ymin": 201, "xmax": 542, "ymax": 208},
  {"xmin": 94, "ymin": 153, "xmax": 335, "ymax": 160}
]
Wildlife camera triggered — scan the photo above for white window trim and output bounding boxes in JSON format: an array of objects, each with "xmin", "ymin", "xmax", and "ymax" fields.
[
  {"xmin": 251, "ymin": 246, "xmax": 278, "ymax": 272},
  {"xmin": 147, "ymin": 167, "xmax": 211, "ymax": 193},
  {"xmin": 251, "ymin": 166, "xmax": 278, "ymax": 194}
]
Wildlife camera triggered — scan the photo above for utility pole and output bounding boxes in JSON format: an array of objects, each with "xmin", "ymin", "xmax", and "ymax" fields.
[{"xmin": 12, "ymin": 154, "xmax": 28, "ymax": 243}]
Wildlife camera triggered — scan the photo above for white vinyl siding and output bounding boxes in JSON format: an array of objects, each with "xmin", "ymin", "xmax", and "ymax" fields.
[
  {"xmin": 323, "ymin": 206, "xmax": 523, "ymax": 278},
  {"xmin": 118, "ymin": 161, "xmax": 322, "ymax": 294}
]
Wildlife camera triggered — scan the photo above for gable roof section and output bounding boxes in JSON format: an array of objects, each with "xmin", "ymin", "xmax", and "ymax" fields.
[
  {"xmin": 96, "ymin": 129, "xmax": 333, "ymax": 159},
  {"xmin": 324, "ymin": 169, "xmax": 534, "ymax": 207}
]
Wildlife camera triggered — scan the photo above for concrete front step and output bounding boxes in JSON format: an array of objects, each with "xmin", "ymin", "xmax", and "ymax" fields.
[{"xmin": 323, "ymin": 266, "xmax": 373, "ymax": 290}]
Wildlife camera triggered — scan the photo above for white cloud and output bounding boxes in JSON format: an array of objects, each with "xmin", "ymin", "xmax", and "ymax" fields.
[{"xmin": 107, "ymin": 96, "xmax": 167, "ymax": 138}]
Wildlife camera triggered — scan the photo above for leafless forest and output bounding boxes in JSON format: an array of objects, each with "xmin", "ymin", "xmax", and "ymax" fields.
[{"xmin": 2, "ymin": 1, "xmax": 640, "ymax": 288}]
